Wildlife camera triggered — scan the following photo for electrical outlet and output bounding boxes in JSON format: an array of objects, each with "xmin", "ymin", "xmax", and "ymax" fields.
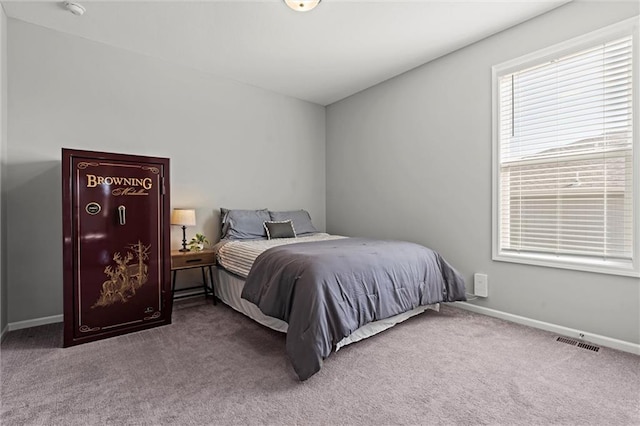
[{"xmin": 474, "ymin": 273, "xmax": 488, "ymax": 297}]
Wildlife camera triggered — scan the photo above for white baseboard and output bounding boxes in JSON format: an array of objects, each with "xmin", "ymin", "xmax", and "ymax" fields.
[
  {"xmin": 4, "ymin": 305, "xmax": 639, "ymax": 356},
  {"xmin": 7, "ymin": 314, "xmax": 63, "ymax": 332},
  {"xmin": 455, "ymin": 302, "xmax": 640, "ymax": 356}
]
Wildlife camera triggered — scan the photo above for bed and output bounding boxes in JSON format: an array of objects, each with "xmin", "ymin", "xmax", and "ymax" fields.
[{"xmin": 213, "ymin": 208, "xmax": 467, "ymax": 380}]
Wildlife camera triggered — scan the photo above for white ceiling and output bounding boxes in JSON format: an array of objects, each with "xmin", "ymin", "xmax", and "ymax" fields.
[{"xmin": 2, "ymin": 0, "xmax": 571, "ymax": 105}]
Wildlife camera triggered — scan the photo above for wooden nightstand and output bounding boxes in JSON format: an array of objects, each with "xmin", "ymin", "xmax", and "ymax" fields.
[{"xmin": 170, "ymin": 249, "xmax": 216, "ymax": 304}]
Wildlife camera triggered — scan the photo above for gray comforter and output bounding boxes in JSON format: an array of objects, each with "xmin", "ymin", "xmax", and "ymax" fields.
[{"xmin": 241, "ymin": 238, "xmax": 466, "ymax": 380}]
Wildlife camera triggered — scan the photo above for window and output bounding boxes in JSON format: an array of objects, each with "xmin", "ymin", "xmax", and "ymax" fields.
[{"xmin": 492, "ymin": 18, "xmax": 639, "ymax": 277}]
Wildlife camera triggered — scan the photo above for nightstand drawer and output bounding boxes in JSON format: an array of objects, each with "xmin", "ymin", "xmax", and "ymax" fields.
[{"xmin": 171, "ymin": 250, "xmax": 215, "ymax": 269}]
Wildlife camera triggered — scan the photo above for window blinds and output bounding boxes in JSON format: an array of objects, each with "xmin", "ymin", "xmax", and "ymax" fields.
[{"xmin": 498, "ymin": 36, "xmax": 633, "ymax": 260}]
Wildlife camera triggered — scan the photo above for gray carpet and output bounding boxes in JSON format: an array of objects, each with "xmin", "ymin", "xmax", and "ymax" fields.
[{"xmin": 1, "ymin": 300, "xmax": 639, "ymax": 425}]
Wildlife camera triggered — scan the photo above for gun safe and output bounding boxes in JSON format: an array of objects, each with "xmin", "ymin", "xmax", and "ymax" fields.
[{"xmin": 62, "ymin": 149, "xmax": 171, "ymax": 347}]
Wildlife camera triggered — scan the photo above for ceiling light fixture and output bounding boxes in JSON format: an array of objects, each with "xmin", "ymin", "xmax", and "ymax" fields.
[
  {"xmin": 64, "ymin": 1, "xmax": 86, "ymax": 16},
  {"xmin": 284, "ymin": 0, "xmax": 321, "ymax": 12}
]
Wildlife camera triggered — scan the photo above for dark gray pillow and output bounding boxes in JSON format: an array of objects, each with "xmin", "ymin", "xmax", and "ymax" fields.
[
  {"xmin": 269, "ymin": 210, "xmax": 317, "ymax": 235},
  {"xmin": 220, "ymin": 207, "xmax": 229, "ymax": 235},
  {"xmin": 264, "ymin": 220, "xmax": 296, "ymax": 239},
  {"xmin": 220, "ymin": 208, "xmax": 270, "ymax": 240}
]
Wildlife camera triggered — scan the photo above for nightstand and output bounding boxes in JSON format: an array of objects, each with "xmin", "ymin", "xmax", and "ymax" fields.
[{"xmin": 170, "ymin": 249, "xmax": 217, "ymax": 304}]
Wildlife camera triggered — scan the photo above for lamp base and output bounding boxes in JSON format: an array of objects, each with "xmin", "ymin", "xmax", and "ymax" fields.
[{"xmin": 179, "ymin": 225, "xmax": 189, "ymax": 252}]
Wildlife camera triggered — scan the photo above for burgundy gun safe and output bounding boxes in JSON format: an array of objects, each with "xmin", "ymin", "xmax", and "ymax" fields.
[{"xmin": 62, "ymin": 149, "xmax": 172, "ymax": 347}]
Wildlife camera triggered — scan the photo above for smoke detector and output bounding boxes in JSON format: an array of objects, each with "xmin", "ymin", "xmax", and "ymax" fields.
[{"xmin": 64, "ymin": 2, "xmax": 86, "ymax": 16}]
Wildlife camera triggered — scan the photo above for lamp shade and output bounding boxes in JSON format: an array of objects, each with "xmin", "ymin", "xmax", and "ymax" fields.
[
  {"xmin": 284, "ymin": 0, "xmax": 321, "ymax": 12},
  {"xmin": 170, "ymin": 209, "xmax": 196, "ymax": 226}
]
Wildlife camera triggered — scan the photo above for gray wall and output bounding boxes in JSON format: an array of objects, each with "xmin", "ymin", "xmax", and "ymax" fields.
[
  {"xmin": 326, "ymin": 1, "xmax": 640, "ymax": 344},
  {"xmin": 7, "ymin": 19, "xmax": 325, "ymax": 324},
  {"xmin": 0, "ymin": 6, "xmax": 7, "ymax": 336}
]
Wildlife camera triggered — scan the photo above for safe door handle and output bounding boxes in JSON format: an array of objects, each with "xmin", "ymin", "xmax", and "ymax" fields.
[{"xmin": 118, "ymin": 205, "xmax": 126, "ymax": 225}]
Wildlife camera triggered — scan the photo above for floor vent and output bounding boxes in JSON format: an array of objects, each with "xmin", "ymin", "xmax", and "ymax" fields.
[
  {"xmin": 577, "ymin": 342, "xmax": 600, "ymax": 352},
  {"xmin": 556, "ymin": 336, "xmax": 600, "ymax": 352},
  {"xmin": 556, "ymin": 336, "xmax": 578, "ymax": 346}
]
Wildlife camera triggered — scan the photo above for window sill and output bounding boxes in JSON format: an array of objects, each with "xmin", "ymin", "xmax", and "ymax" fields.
[{"xmin": 493, "ymin": 251, "xmax": 640, "ymax": 278}]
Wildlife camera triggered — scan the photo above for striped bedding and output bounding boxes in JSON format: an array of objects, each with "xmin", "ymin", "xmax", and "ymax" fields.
[{"xmin": 216, "ymin": 233, "xmax": 346, "ymax": 278}]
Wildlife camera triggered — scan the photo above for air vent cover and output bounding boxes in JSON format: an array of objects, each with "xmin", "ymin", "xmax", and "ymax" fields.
[
  {"xmin": 556, "ymin": 336, "xmax": 600, "ymax": 352},
  {"xmin": 577, "ymin": 342, "xmax": 600, "ymax": 352}
]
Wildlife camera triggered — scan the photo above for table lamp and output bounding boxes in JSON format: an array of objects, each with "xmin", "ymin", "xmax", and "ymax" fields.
[{"xmin": 171, "ymin": 208, "xmax": 196, "ymax": 252}]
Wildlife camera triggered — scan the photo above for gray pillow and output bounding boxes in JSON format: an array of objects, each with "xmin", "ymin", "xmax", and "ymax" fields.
[
  {"xmin": 269, "ymin": 209, "xmax": 317, "ymax": 235},
  {"xmin": 264, "ymin": 220, "xmax": 296, "ymax": 239},
  {"xmin": 220, "ymin": 208, "xmax": 270, "ymax": 240}
]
